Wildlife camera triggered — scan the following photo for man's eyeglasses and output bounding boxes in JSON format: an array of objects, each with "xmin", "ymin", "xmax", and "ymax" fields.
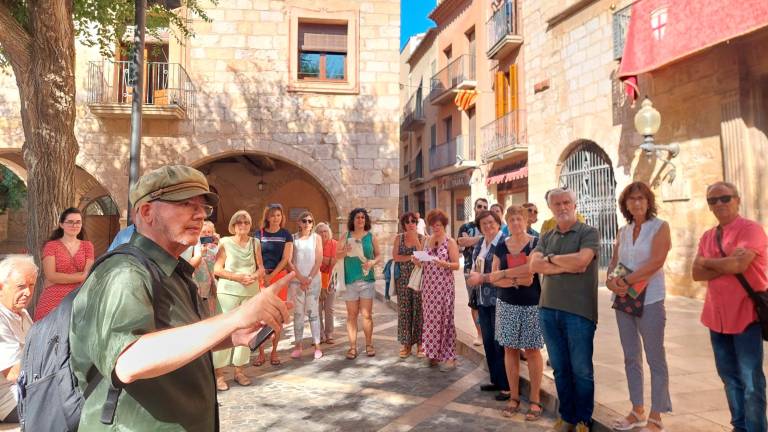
[
  {"xmin": 300, "ymin": 218, "xmax": 314, "ymax": 224},
  {"xmin": 707, "ymin": 195, "xmax": 734, "ymax": 205},
  {"xmin": 62, "ymin": 220, "xmax": 82, "ymax": 226},
  {"xmin": 160, "ymin": 200, "xmax": 214, "ymax": 217}
]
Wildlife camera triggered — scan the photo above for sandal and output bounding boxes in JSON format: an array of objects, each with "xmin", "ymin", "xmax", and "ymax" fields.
[
  {"xmin": 399, "ymin": 346, "xmax": 412, "ymax": 359},
  {"xmin": 270, "ymin": 352, "xmax": 281, "ymax": 366},
  {"xmin": 233, "ymin": 369, "xmax": 251, "ymax": 386},
  {"xmin": 346, "ymin": 347, "xmax": 358, "ymax": 360},
  {"xmin": 253, "ymin": 353, "xmax": 266, "ymax": 367},
  {"xmin": 613, "ymin": 411, "xmax": 647, "ymax": 430},
  {"xmin": 638, "ymin": 418, "xmax": 666, "ymax": 432},
  {"xmin": 215, "ymin": 374, "xmax": 229, "ymax": 392},
  {"xmin": 525, "ymin": 401, "xmax": 543, "ymax": 422},
  {"xmin": 501, "ymin": 398, "xmax": 520, "ymax": 418},
  {"xmin": 365, "ymin": 345, "xmax": 376, "ymax": 357}
]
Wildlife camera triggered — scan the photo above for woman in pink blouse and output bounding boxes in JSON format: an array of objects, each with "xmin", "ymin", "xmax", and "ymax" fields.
[{"xmin": 36, "ymin": 207, "xmax": 94, "ymax": 320}]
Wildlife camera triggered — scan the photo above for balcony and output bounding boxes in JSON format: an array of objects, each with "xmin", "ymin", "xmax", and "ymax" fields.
[
  {"xmin": 429, "ymin": 135, "xmax": 478, "ymax": 176},
  {"xmin": 429, "ymin": 55, "xmax": 476, "ymax": 105},
  {"xmin": 486, "ymin": 0, "xmax": 523, "ymax": 60},
  {"xmin": 409, "ymin": 153, "xmax": 425, "ymax": 183},
  {"xmin": 401, "ymin": 91, "xmax": 426, "ymax": 132},
  {"xmin": 86, "ymin": 61, "xmax": 195, "ymax": 119},
  {"xmin": 481, "ymin": 111, "xmax": 527, "ymax": 162}
]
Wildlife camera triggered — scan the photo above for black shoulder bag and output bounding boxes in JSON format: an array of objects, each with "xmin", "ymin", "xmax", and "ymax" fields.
[{"xmin": 716, "ymin": 226, "xmax": 768, "ymax": 341}]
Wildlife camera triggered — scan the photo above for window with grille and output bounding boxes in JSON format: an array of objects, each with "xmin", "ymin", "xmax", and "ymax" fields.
[
  {"xmin": 298, "ymin": 22, "xmax": 348, "ymax": 81},
  {"xmin": 613, "ymin": 5, "xmax": 632, "ymax": 60}
]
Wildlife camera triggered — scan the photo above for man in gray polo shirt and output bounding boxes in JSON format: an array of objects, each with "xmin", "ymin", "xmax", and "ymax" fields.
[{"xmin": 531, "ymin": 187, "xmax": 600, "ymax": 432}]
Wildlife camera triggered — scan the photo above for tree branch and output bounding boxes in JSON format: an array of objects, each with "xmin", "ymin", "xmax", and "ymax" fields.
[{"xmin": 0, "ymin": 1, "xmax": 31, "ymax": 72}]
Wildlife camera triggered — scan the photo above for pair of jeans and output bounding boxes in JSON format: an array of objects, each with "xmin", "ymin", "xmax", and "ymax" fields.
[
  {"xmin": 710, "ymin": 322, "xmax": 767, "ymax": 432},
  {"xmin": 539, "ymin": 307, "xmax": 596, "ymax": 425},
  {"xmin": 477, "ymin": 305, "xmax": 509, "ymax": 391}
]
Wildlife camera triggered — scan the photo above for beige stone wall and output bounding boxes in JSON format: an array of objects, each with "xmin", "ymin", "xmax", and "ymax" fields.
[
  {"xmin": 0, "ymin": 0, "xmax": 402, "ymax": 260},
  {"xmin": 523, "ymin": 0, "xmax": 768, "ymax": 298}
]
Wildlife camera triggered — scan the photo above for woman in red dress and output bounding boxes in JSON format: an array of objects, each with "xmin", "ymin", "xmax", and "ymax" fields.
[{"xmin": 35, "ymin": 207, "xmax": 95, "ymax": 320}]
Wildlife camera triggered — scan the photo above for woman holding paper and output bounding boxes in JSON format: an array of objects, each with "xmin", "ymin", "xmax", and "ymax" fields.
[
  {"xmin": 416, "ymin": 209, "xmax": 460, "ymax": 371},
  {"xmin": 607, "ymin": 181, "xmax": 672, "ymax": 432},
  {"xmin": 337, "ymin": 208, "xmax": 381, "ymax": 360},
  {"xmin": 392, "ymin": 212, "xmax": 425, "ymax": 359}
]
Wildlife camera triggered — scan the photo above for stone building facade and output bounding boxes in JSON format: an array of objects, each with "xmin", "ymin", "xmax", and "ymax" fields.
[
  {"xmin": 398, "ymin": 0, "xmax": 528, "ymax": 236},
  {"xmin": 522, "ymin": 0, "xmax": 768, "ymax": 297},
  {"xmin": 0, "ymin": 0, "xmax": 401, "ymax": 255}
]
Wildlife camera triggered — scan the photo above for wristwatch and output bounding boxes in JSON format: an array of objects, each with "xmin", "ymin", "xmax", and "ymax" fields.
[{"xmin": 546, "ymin": 254, "xmax": 554, "ymax": 264}]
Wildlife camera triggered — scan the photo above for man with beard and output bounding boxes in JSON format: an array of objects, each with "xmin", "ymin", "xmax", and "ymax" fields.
[
  {"xmin": 531, "ymin": 187, "xmax": 599, "ymax": 432},
  {"xmin": 70, "ymin": 165, "xmax": 293, "ymax": 431}
]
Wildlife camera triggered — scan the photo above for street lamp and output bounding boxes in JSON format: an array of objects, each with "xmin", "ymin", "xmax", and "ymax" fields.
[{"xmin": 634, "ymin": 97, "xmax": 679, "ymax": 184}]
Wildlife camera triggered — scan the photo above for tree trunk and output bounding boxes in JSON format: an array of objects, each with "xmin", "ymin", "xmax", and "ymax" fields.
[{"xmin": 12, "ymin": 0, "xmax": 79, "ymax": 315}]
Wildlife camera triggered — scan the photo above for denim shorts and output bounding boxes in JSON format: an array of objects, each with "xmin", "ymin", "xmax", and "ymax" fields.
[{"xmin": 343, "ymin": 280, "xmax": 375, "ymax": 301}]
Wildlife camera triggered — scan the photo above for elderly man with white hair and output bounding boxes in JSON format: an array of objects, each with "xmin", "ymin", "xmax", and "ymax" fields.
[
  {"xmin": 530, "ymin": 187, "xmax": 600, "ymax": 432},
  {"xmin": 0, "ymin": 255, "xmax": 37, "ymax": 424}
]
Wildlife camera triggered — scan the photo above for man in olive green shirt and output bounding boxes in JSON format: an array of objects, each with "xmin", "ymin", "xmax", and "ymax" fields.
[
  {"xmin": 70, "ymin": 165, "xmax": 293, "ymax": 431},
  {"xmin": 530, "ymin": 187, "xmax": 599, "ymax": 432}
]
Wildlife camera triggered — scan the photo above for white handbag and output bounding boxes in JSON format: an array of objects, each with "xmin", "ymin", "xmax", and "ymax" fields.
[{"xmin": 407, "ymin": 266, "xmax": 423, "ymax": 291}]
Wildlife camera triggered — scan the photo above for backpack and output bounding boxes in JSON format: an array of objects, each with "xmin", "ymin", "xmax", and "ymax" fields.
[{"xmin": 17, "ymin": 244, "xmax": 164, "ymax": 431}]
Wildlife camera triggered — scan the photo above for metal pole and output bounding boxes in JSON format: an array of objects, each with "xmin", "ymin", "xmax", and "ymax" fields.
[{"xmin": 127, "ymin": 0, "xmax": 146, "ymax": 224}]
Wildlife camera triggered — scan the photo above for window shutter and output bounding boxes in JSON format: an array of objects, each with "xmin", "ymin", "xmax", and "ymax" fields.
[
  {"xmin": 495, "ymin": 71, "xmax": 505, "ymax": 118},
  {"xmin": 509, "ymin": 64, "xmax": 518, "ymax": 112},
  {"xmin": 299, "ymin": 23, "xmax": 348, "ymax": 53},
  {"xmin": 501, "ymin": 72, "xmax": 510, "ymax": 116}
]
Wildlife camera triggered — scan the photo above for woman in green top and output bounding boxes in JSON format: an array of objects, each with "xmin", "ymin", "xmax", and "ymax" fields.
[
  {"xmin": 212, "ymin": 210, "xmax": 264, "ymax": 391},
  {"xmin": 336, "ymin": 208, "xmax": 381, "ymax": 360}
]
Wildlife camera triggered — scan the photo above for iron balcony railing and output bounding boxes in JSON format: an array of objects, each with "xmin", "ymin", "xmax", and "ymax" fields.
[
  {"xmin": 86, "ymin": 60, "xmax": 194, "ymax": 111},
  {"xmin": 409, "ymin": 153, "xmax": 424, "ymax": 181},
  {"xmin": 429, "ymin": 55, "xmax": 476, "ymax": 101},
  {"xmin": 481, "ymin": 111, "xmax": 524, "ymax": 161},
  {"xmin": 487, "ymin": 0, "xmax": 518, "ymax": 52},
  {"xmin": 401, "ymin": 91, "xmax": 425, "ymax": 130},
  {"xmin": 430, "ymin": 135, "xmax": 473, "ymax": 172}
]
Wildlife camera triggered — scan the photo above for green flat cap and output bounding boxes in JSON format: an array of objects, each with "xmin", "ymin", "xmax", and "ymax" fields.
[{"xmin": 130, "ymin": 165, "xmax": 219, "ymax": 208}]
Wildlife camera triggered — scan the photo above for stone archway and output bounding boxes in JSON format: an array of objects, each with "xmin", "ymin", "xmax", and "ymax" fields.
[
  {"xmin": 0, "ymin": 149, "xmax": 120, "ymax": 256},
  {"xmin": 557, "ymin": 140, "xmax": 618, "ymax": 268},
  {"xmin": 191, "ymin": 151, "xmax": 341, "ymax": 236}
]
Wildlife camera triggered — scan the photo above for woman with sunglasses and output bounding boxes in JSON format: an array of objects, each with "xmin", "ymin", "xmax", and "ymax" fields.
[
  {"xmin": 253, "ymin": 203, "xmax": 294, "ymax": 366},
  {"xmin": 608, "ymin": 182, "xmax": 671, "ymax": 432},
  {"xmin": 212, "ymin": 210, "xmax": 264, "ymax": 390},
  {"xmin": 37, "ymin": 207, "xmax": 95, "ymax": 320},
  {"xmin": 392, "ymin": 212, "xmax": 425, "ymax": 359},
  {"xmin": 337, "ymin": 208, "xmax": 381, "ymax": 359},
  {"xmin": 315, "ymin": 222, "xmax": 338, "ymax": 344},
  {"xmin": 289, "ymin": 211, "xmax": 324, "ymax": 360},
  {"xmin": 415, "ymin": 209, "xmax": 460, "ymax": 371}
]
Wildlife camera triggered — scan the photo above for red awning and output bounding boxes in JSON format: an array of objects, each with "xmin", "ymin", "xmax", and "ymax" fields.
[
  {"xmin": 618, "ymin": 0, "xmax": 768, "ymax": 79},
  {"xmin": 486, "ymin": 166, "xmax": 528, "ymax": 185}
]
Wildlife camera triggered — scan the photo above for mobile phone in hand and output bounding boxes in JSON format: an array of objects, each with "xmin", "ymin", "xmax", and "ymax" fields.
[
  {"xmin": 200, "ymin": 236, "xmax": 215, "ymax": 245},
  {"xmin": 248, "ymin": 326, "xmax": 275, "ymax": 351}
]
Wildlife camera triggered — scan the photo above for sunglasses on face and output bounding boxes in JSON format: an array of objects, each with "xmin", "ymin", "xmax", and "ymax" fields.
[
  {"xmin": 405, "ymin": 219, "xmax": 418, "ymax": 224},
  {"xmin": 707, "ymin": 195, "xmax": 734, "ymax": 205},
  {"xmin": 300, "ymin": 219, "xmax": 314, "ymax": 224},
  {"xmin": 527, "ymin": 208, "xmax": 538, "ymax": 214},
  {"xmin": 476, "ymin": 205, "xmax": 488, "ymax": 210},
  {"xmin": 234, "ymin": 220, "xmax": 251, "ymax": 226}
]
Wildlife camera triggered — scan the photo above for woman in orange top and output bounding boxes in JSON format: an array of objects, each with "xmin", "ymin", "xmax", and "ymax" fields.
[{"xmin": 36, "ymin": 207, "xmax": 95, "ymax": 320}]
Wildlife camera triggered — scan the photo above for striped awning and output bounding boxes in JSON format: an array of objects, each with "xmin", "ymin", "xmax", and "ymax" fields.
[{"xmin": 486, "ymin": 166, "xmax": 528, "ymax": 185}]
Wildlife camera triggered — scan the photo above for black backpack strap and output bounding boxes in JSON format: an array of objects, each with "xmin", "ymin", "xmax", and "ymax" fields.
[
  {"xmin": 83, "ymin": 244, "xmax": 167, "ymax": 425},
  {"xmin": 715, "ymin": 226, "xmax": 758, "ymax": 298}
]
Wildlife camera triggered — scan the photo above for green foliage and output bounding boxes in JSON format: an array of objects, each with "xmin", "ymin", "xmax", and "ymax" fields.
[
  {"xmin": 0, "ymin": 166, "xmax": 26, "ymax": 214},
  {"xmin": 0, "ymin": 0, "xmax": 216, "ymax": 66}
]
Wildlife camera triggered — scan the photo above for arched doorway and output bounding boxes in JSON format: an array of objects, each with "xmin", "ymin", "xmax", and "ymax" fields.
[
  {"xmin": 558, "ymin": 140, "xmax": 618, "ymax": 268},
  {"xmin": 193, "ymin": 153, "xmax": 339, "ymax": 236}
]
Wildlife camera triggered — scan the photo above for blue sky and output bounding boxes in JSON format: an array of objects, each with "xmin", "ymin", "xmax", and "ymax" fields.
[{"xmin": 400, "ymin": 1, "xmax": 435, "ymax": 51}]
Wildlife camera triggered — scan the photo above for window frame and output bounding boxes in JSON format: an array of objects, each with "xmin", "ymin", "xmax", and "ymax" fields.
[{"xmin": 288, "ymin": 7, "xmax": 359, "ymax": 94}]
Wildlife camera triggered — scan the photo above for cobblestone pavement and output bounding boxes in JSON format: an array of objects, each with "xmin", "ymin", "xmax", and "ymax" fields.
[{"xmin": 218, "ymin": 297, "xmax": 556, "ymax": 431}]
